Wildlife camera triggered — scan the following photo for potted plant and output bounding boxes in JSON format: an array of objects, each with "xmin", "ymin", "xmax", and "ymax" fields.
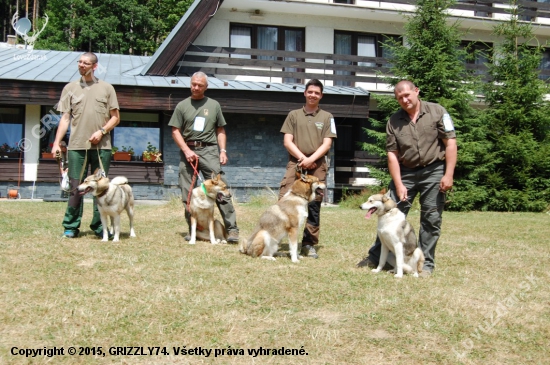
[
  {"xmin": 112, "ymin": 145, "xmax": 134, "ymax": 161},
  {"xmin": 41, "ymin": 143, "xmax": 55, "ymax": 159},
  {"xmin": 142, "ymin": 142, "xmax": 162, "ymax": 162},
  {"xmin": 1, "ymin": 142, "xmax": 22, "ymax": 158}
]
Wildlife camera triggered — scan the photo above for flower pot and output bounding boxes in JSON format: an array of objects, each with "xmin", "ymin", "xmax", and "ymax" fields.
[
  {"xmin": 41, "ymin": 152, "xmax": 55, "ymax": 159},
  {"xmin": 142, "ymin": 155, "xmax": 158, "ymax": 162},
  {"xmin": 1, "ymin": 152, "xmax": 21, "ymax": 158},
  {"xmin": 113, "ymin": 152, "xmax": 132, "ymax": 161}
]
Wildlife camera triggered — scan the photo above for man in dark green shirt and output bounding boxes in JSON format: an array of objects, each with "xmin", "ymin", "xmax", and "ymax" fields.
[{"xmin": 169, "ymin": 72, "xmax": 239, "ymax": 243}]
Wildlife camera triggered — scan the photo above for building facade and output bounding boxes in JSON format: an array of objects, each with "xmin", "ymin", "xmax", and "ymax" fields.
[{"xmin": 1, "ymin": 0, "xmax": 549, "ymax": 202}]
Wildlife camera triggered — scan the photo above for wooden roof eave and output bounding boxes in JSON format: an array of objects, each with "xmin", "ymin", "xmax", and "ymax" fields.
[{"xmin": 141, "ymin": 0, "xmax": 224, "ymax": 76}]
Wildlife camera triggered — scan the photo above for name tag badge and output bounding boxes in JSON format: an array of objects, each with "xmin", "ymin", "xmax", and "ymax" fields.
[
  {"xmin": 443, "ymin": 114, "xmax": 455, "ymax": 132},
  {"xmin": 193, "ymin": 116, "xmax": 206, "ymax": 132},
  {"xmin": 330, "ymin": 118, "xmax": 337, "ymax": 135}
]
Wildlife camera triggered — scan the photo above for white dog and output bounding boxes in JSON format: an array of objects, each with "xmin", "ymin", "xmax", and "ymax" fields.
[{"xmin": 361, "ymin": 191, "xmax": 425, "ymax": 278}]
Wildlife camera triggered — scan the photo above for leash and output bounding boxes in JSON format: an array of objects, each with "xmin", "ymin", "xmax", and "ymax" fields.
[
  {"xmin": 186, "ymin": 158, "xmax": 201, "ymax": 212},
  {"xmin": 57, "ymin": 145, "xmax": 106, "ymax": 193}
]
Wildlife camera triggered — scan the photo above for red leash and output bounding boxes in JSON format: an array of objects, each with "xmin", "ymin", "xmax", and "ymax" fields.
[{"xmin": 186, "ymin": 158, "xmax": 200, "ymax": 212}]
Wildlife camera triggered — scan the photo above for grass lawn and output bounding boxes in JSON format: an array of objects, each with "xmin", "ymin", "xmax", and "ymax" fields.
[{"xmin": 0, "ymin": 197, "xmax": 549, "ymax": 364}]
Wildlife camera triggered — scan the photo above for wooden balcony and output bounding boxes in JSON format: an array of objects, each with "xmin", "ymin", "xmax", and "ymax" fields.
[
  {"xmin": 174, "ymin": 45, "xmax": 550, "ymax": 85},
  {"xmin": 334, "ymin": 0, "xmax": 550, "ymax": 20}
]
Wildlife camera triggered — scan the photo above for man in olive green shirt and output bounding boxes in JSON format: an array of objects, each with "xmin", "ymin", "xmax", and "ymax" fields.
[
  {"xmin": 362, "ymin": 80, "xmax": 457, "ymax": 276},
  {"xmin": 279, "ymin": 79, "xmax": 337, "ymax": 259},
  {"xmin": 169, "ymin": 72, "xmax": 239, "ymax": 243}
]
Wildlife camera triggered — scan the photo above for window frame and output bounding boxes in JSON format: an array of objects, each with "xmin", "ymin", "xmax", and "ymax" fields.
[
  {"xmin": 333, "ymin": 31, "xmax": 400, "ymax": 86},
  {"xmin": 230, "ymin": 23, "xmax": 306, "ymax": 84},
  {"xmin": 0, "ymin": 106, "xmax": 25, "ymax": 158}
]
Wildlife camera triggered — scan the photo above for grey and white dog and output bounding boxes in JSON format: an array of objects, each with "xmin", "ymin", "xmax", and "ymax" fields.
[
  {"xmin": 361, "ymin": 191, "xmax": 424, "ymax": 278},
  {"xmin": 78, "ymin": 169, "xmax": 136, "ymax": 242}
]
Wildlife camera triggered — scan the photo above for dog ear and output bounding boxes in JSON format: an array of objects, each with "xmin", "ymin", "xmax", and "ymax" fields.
[
  {"xmin": 382, "ymin": 189, "xmax": 391, "ymax": 202},
  {"xmin": 94, "ymin": 168, "xmax": 102, "ymax": 178}
]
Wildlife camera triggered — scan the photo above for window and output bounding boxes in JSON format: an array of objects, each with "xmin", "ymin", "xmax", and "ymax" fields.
[
  {"xmin": 539, "ymin": 49, "xmax": 550, "ymax": 80},
  {"xmin": 113, "ymin": 112, "xmax": 162, "ymax": 159},
  {"xmin": 0, "ymin": 106, "xmax": 24, "ymax": 156},
  {"xmin": 334, "ymin": 0, "xmax": 355, "ymax": 3},
  {"xmin": 37, "ymin": 108, "xmax": 162, "ymax": 160},
  {"xmin": 460, "ymin": 41, "xmax": 492, "ymax": 76},
  {"xmin": 39, "ymin": 106, "xmax": 64, "ymax": 156},
  {"xmin": 334, "ymin": 31, "xmax": 399, "ymax": 86},
  {"xmin": 230, "ymin": 24, "xmax": 305, "ymax": 83}
]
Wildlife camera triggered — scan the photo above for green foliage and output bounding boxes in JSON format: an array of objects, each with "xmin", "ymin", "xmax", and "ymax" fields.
[
  {"xmin": 473, "ymin": 1, "xmax": 550, "ymax": 211},
  {"xmin": 32, "ymin": 0, "xmax": 193, "ymax": 55},
  {"xmin": 362, "ymin": 0, "xmax": 483, "ymax": 202}
]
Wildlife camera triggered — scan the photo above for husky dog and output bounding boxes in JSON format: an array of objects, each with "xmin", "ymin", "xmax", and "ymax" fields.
[
  {"xmin": 78, "ymin": 169, "xmax": 136, "ymax": 242},
  {"xmin": 188, "ymin": 173, "xmax": 231, "ymax": 245},
  {"xmin": 240, "ymin": 171, "xmax": 326, "ymax": 263},
  {"xmin": 360, "ymin": 191, "xmax": 424, "ymax": 278}
]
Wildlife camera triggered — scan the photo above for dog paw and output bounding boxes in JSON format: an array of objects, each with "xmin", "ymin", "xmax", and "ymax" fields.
[
  {"xmin": 371, "ymin": 268, "xmax": 381, "ymax": 273},
  {"xmin": 394, "ymin": 273, "xmax": 403, "ymax": 278},
  {"xmin": 413, "ymin": 273, "xmax": 419, "ymax": 278},
  {"xmin": 220, "ymin": 240, "xmax": 227, "ymax": 244},
  {"xmin": 188, "ymin": 240, "xmax": 196, "ymax": 245}
]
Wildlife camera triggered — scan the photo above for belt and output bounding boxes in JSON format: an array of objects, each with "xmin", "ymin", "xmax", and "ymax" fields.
[
  {"xmin": 402, "ymin": 160, "xmax": 444, "ymax": 171},
  {"xmin": 186, "ymin": 141, "xmax": 215, "ymax": 148}
]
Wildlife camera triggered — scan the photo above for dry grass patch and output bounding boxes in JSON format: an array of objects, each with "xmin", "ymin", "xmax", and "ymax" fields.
[{"xmin": 0, "ymin": 199, "xmax": 549, "ymax": 364}]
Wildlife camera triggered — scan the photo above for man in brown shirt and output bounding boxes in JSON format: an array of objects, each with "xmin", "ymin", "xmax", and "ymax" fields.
[
  {"xmin": 51, "ymin": 52, "xmax": 120, "ymax": 239},
  {"xmin": 279, "ymin": 79, "xmax": 337, "ymax": 258},
  {"xmin": 362, "ymin": 80, "xmax": 457, "ymax": 276}
]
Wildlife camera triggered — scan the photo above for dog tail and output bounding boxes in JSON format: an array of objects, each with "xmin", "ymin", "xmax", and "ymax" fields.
[{"xmin": 111, "ymin": 176, "xmax": 129, "ymax": 185}]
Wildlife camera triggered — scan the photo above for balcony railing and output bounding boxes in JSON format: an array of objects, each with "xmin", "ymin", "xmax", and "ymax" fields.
[
  {"xmin": 174, "ymin": 45, "xmax": 550, "ymax": 85},
  {"xmin": 330, "ymin": 0, "xmax": 550, "ymax": 20}
]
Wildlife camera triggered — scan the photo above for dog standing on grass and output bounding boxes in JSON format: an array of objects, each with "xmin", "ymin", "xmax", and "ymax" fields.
[
  {"xmin": 361, "ymin": 190, "xmax": 424, "ymax": 278},
  {"xmin": 240, "ymin": 171, "xmax": 326, "ymax": 263},
  {"xmin": 78, "ymin": 169, "xmax": 136, "ymax": 242},
  {"xmin": 188, "ymin": 173, "xmax": 231, "ymax": 245}
]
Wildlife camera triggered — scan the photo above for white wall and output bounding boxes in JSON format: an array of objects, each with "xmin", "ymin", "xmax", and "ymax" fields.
[{"xmin": 24, "ymin": 104, "xmax": 40, "ymax": 181}]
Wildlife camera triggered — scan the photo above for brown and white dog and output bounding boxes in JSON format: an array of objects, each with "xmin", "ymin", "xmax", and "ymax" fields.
[
  {"xmin": 239, "ymin": 171, "xmax": 326, "ymax": 263},
  {"xmin": 78, "ymin": 168, "xmax": 136, "ymax": 242},
  {"xmin": 361, "ymin": 190, "xmax": 425, "ymax": 278},
  {"xmin": 188, "ymin": 173, "xmax": 231, "ymax": 245}
]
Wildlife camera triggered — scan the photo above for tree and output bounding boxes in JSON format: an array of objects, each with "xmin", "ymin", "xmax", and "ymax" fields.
[
  {"xmin": 476, "ymin": 0, "xmax": 550, "ymax": 211},
  {"xmin": 361, "ymin": 0, "xmax": 485, "ymax": 204},
  {"xmin": 31, "ymin": 0, "xmax": 193, "ymax": 55}
]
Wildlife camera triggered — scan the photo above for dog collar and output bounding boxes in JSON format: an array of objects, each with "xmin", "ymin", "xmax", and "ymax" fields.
[
  {"xmin": 96, "ymin": 189, "xmax": 108, "ymax": 198},
  {"xmin": 201, "ymin": 183, "xmax": 207, "ymax": 195}
]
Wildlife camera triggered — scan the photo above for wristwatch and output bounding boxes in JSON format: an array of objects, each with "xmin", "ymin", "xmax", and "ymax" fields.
[
  {"xmin": 220, "ymin": 149, "xmax": 227, "ymax": 153},
  {"xmin": 100, "ymin": 128, "xmax": 107, "ymax": 135}
]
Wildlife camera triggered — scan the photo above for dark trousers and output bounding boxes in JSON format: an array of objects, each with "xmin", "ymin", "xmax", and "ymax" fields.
[
  {"xmin": 278, "ymin": 158, "xmax": 327, "ymax": 246},
  {"xmin": 178, "ymin": 145, "xmax": 238, "ymax": 233},
  {"xmin": 62, "ymin": 149, "xmax": 111, "ymax": 234},
  {"xmin": 367, "ymin": 161, "xmax": 446, "ymax": 272}
]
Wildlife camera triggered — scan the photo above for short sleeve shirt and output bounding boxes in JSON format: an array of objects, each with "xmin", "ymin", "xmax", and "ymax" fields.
[
  {"xmin": 280, "ymin": 107, "xmax": 337, "ymax": 156},
  {"xmin": 57, "ymin": 79, "xmax": 119, "ymax": 150},
  {"xmin": 386, "ymin": 101, "xmax": 456, "ymax": 168},
  {"xmin": 168, "ymin": 97, "xmax": 226, "ymax": 145}
]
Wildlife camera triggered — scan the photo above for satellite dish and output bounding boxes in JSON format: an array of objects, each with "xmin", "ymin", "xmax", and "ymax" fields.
[{"xmin": 15, "ymin": 17, "xmax": 32, "ymax": 35}]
